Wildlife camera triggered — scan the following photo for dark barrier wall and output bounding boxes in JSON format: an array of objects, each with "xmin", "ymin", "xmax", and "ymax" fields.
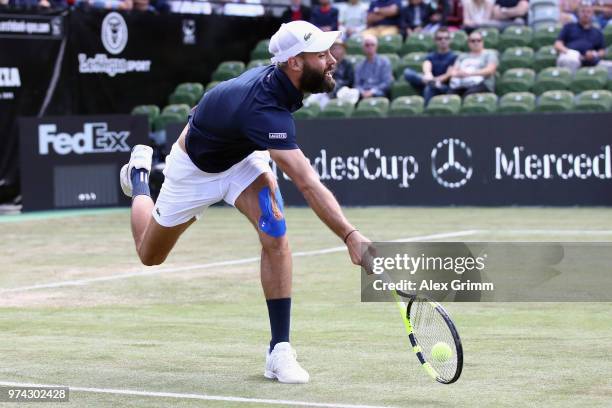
[
  {"xmin": 274, "ymin": 113, "xmax": 612, "ymax": 206},
  {"xmin": 19, "ymin": 115, "xmax": 149, "ymax": 211}
]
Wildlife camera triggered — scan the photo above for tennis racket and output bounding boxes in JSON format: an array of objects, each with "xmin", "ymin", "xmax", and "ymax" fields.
[{"xmin": 393, "ymin": 289, "xmax": 463, "ymax": 384}]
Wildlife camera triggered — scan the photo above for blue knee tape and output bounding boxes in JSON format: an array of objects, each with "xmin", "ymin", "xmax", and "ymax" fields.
[{"xmin": 258, "ymin": 186, "xmax": 286, "ymax": 238}]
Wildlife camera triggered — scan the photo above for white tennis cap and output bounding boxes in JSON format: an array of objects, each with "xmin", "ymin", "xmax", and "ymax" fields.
[{"xmin": 269, "ymin": 21, "xmax": 341, "ymax": 64}]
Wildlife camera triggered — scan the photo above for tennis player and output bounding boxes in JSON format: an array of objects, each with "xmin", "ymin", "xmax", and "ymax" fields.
[{"xmin": 119, "ymin": 20, "xmax": 369, "ymax": 384}]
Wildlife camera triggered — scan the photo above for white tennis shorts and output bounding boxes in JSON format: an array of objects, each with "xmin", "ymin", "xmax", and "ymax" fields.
[{"xmin": 152, "ymin": 143, "xmax": 272, "ymax": 227}]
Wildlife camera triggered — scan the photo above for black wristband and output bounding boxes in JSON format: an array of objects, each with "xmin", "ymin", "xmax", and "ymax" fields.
[{"xmin": 343, "ymin": 229, "xmax": 358, "ymax": 244}]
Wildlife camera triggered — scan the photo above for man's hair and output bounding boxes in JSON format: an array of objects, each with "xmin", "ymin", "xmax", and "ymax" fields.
[{"xmin": 435, "ymin": 27, "xmax": 450, "ymax": 37}]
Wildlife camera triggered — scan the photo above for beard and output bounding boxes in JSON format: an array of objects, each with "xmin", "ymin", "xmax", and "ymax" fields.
[{"xmin": 299, "ymin": 62, "xmax": 335, "ymax": 94}]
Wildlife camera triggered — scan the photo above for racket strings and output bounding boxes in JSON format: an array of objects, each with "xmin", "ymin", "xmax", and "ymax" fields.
[{"xmin": 410, "ymin": 300, "xmax": 458, "ymax": 381}]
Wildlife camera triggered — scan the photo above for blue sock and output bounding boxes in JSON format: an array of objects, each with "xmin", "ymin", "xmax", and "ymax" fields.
[
  {"xmin": 266, "ymin": 297, "xmax": 291, "ymax": 351},
  {"xmin": 130, "ymin": 168, "xmax": 150, "ymax": 198}
]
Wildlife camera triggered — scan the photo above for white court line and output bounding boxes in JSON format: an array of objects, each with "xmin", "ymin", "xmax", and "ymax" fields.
[
  {"xmin": 0, "ymin": 381, "xmax": 394, "ymax": 408},
  {"xmin": 491, "ymin": 230, "xmax": 612, "ymax": 235},
  {"xmin": 0, "ymin": 230, "xmax": 478, "ymax": 294}
]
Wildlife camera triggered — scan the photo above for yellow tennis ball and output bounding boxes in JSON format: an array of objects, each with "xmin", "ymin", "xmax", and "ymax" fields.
[{"xmin": 431, "ymin": 342, "xmax": 453, "ymax": 362}]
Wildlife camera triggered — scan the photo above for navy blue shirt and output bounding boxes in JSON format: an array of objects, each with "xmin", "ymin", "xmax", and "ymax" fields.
[
  {"xmin": 426, "ymin": 51, "xmax": 458, "ymax": 77},
  {"xmin": 186, "ymin": 65, "xmax": 302, "ymax": 173},
  {"xmin": 368, "ymin": 0, "xmax": 402, "ymax": 27},
  {"xmin": 558, "ymin": 23, "xmax": 605, "ymax": 60},
  {"xmin": 310, "ymin": 6, "xmax": 339, "ymax": 31}
]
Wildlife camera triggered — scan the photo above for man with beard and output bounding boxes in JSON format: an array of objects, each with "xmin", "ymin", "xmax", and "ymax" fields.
[{"xmin": 119, "ymin": 21, "xmax": 370, "ymax": 384}]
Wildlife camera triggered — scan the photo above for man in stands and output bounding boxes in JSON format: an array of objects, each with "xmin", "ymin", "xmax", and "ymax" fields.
[
  {"xmin": 364, "ymin": 0, "xmax": 402, "ymax": 36},
  {"xmin": 403, "ymin": 27, "xmax": 458, "ymax": 103},
  {"xmin": 448, "ymin": 30, "xmax": 498, "ymax": 96},
  {"xmin": 354, "ymin": 34, "xmax": 394, "ymax": 98},
  {"xmin": 311, "ymin": 0, "xmax": 339, "ymax": 31},
  {"xmin": 555, "ymin": 1, "xmax": 606, "ymax": 75},
  {"xmin": 491, "ymin": 0, "xmax": 529, "ymax": 26},
  {"xmin": 330, "ymin": 38, "xmax": 355, "ymax": 97},
  {"xmin": 339, "ymin": 0, "xmax": 368, "ymax": 38},
  {"xmin": 282, "ymin": 0, "xmax": 311, "ymax": 23}
]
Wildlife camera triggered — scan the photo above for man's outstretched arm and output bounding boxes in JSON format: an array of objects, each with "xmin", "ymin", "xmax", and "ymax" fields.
[{"xmin": 270, "ymin": 148, "xmax": 369, "ymax": 265}]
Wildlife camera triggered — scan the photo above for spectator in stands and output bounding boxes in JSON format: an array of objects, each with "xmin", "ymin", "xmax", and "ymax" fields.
[
  {"xmin": 462, "ymin": 0, "xmax": 494, "ymax": 32},
  {"xmin": 560, "ymin": 0, "xmax": 580, "ymax": 24},
  {"xmin": 401, "ymin": 0, "xmax": 435, "ymax": 35},
  {"xmin": 403, "ymin": 27, "xmax": 458, "ymax": 103},
  {"xmin": 593, "ymin": 0, "xmax": 611, "ymax": 28},
  {"xmin": 354, "ymin": 34, "xmax": 394, "ymax": 98},
  {"xmin": 75, "ymin": 0, "xmax": 133, "ymax": 9},
  {"xmin": 330, "ymin": 38, "xmax": 355, "ymax": 96},
  {"xmin": 364, "ymin": 0, "xmax": 402, "ymax": 37},
  {"xmin": 448, "ymin": 30, "xmax": 498, "ymax": 95},
  {"xmin": 339, "ymin": 0, "xmax": 368, "ymax": 38},
  {"xmin": 6, "ymin": 0, "xmax": 65, "ymax": 6},
  {"xmin": 555, "ymin": 2, "xmax": 606, "ymax": 75},
  {"xmin": 311, "ymin": 0, "xmax": 339, "ymax": 31},
  {"xmin": 282, "ymin": 0, "xmax": 311, "ymax": 24},
  {"xmin": 491, "ymin": 0, "xmax": 529, "ymax": 26},
  {"xmin": 446, "ymin": 0, "xmax": 465, "ymax": 28}
]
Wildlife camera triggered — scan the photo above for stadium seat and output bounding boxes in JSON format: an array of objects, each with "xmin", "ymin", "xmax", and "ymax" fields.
[
  {"xmin": 168, "ymin": 90, "xmax": 197, "ymax": 106},
  {"xmin": 401, "ymin": 32, "xmax": 433, "ymax": 55},
  {"xmin": 346, "ymin": 54, "xmax": 366, "ymax": 67},
  {"xmin": 381, "ymin": 53, "xmax": 401, "ymax": 73},
  {"xmin": 353, "ymin": 97, "xmax": 390, "ymax": 118},
  {"xmin": 533, "ymin": 67, "xmax": 571, "ymax": 94},
  {"xmin": 498, "ymin": 92, "xmax": 536, "ymax": 113},
  {"xmin": 205, "ymin": 81, "xmax": 220, "ymax": 92},
  {"xmin": 532, "ymin": 24, "xmax": 561, "ymax": 49},
  {"xmin": 152, "ymin": 112, "xmax": 184, "ymax": 132},
  {"xmin": 499, "ymin": 26, "xmax": 532, "ymax": 51},
  {"xmin": 476, "ymin": 27, "xmax": 499, "ymax": 49},
  {"xmin": 250, "ymin": 39, "xmax": 271, "ymax": 60},
  {"xmin": 500, "ymin": 47, "xmax": 534, "ymax": 72},
  {"xmin": 162, "ymin": 103, "xmax": 190, "ymax": 120},
  {"xmin": 425, "ymin": 94, "xmax": 461, "ymax": 115},
  {"xmin": 397, "ymin": 52, "xmax": 427, "ymax": 77},
  {"xmin": 346, "ymin": 35, "xmax": 364, "ymax": 54},
  {"xmin": 450, "ymin": 30, "xmax": 468, "ymax": 52},
  {"xmin": 389, "ymin": 96, "xmax": 424, "ymax": 116},
  {"xmin": 604, "ymin": 24, "xmax": 612, "ymax": 47},
  {"xmin": 535, "ymin": 90, "xmax": 574, "ymax": 112},
  {"xmin": 497, "ymin": 68, "xmax": 535, "ymax": 95},
  {"xmin": 534, "ymin": 45, "xmax": 558, "ymax": 71},
  {"xmin": 319, "ymin": 99, "xmax": 355, "ymax": 118},
  {"xmin": 570, "ymin": 66, "xmax": 609, "ymax": 93},
  {"xmin": 212, "ymin": 61, "xmax": 245, "ymax": 81},
  {"xmin": 606, "ymin": 45, "xmax": 612, "ymax": 61},
  {"xmin": 293, "ymin": 103, "xmax": 320, "ymax": 119},
  {"xmin": 131, "ymin": 105, "xmax": 160, "ymax": 127},
  {"xmin": 529, "ymin": 0, "xmax": 560, "ymax": 30},
  {"xmin": 574, "ymin": 90, "xmax": 612, "ymax": 112},
  {"xmin": 247, "ymin": 59, "xmax": 269, "ymax": 69},
  {"xmin": 390, "ymin": 78, "xmax": 418, "ymax": 99},
  {"xmin": 378, "ymin": 34, "xmax": 403, "ymax": 54},
  {"xmin": 175, "ymin": 82, "xmax": 204, "ymax": 99},
  {"xmin": 461, "ymin": 92, "xmax": 498, "ymax": 114}
]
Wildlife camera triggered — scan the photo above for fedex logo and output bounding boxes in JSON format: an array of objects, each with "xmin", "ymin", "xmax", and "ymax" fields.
[{"xmin": 38, "ymin": 123, "xmax": 130, "ymax": 155}]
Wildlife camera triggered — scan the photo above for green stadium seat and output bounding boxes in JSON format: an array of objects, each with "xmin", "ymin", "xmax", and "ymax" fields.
[
  {"xmin": 131, "ymin": 105, "xmax": 160, "ymax": 127},
  {"xmin": 606, "ymin": 45, "xmax": 612, "ymax": 61},
  {"xmin": 352, "ymin": 97, "xmax": 390, "ymax": 117},
  {"xmin": 381, "ymin": 53, "xmax": 401, "ymax": 73},
  {"xmin": 152, "ymin": 112, "xmax": 184, "ymax": 132},
  {"xmin": 497, "ymin": 68, "xmax": 535, "ymax": 95},
  {"xmin": 346, "ymin": 35, "xmax": 364, "ymax": 54},
  {"xmin": 319, "ymin": 99, "xmax": 355, "ymax": 118},
  {"xmin": 534, "ymin": 45, "xmax": 558, "ymax": 71},
  {"xmin": 212, "ymin": 61, "xmax": 246, "ymax": 81},
  {"xmin": 389, "ymin": 96, "xmax": 424, "ymax": 116},
  {"xmin": 500, "ymin": 47, "xmax": 534, "ymax": 72},
  {"xmin": 401, "ymin": 32, "xmax": 433, "ymax": 55},
  {"xmin": 450, "ymin": 30, "xmax": 468, "ymax": 52},
  {"xmin": 391, "ymin": 78, "xmax": 418, "ymax": 99},
  {"xmin": 461, "ymin": 93, "xmax": 498, "ymax": 114},
  {"xmin": 162, "ymin": 103, "xmax": 190, "ymax": 120},
  {"xmin": 293, "ymin": 103, "xmax": 320, "ymax": 119},
  {"xmin": 175, "ymin": 82, "xmax": 204, "ymax": 98},
  {"xmin": 571, "ymin": 66, "xmax": 609, "ymax": 93},
  {"xmin": 205, "ymin": 81, "xmax": 220, "ymax": 92},
  {"xmin": 532, "ymin": 24, "xmax": 561, "ymax": 49},
  {"xmin": 533, "ymin": 67, "xmax": 571, "ymax": 94},
  {"xmin": 247, "ymin": 59, "xmax": 269, "ymax": 69},
  {"xmin": 574, "ymin": 90, "xmax": 612, "ymax": 112},
  {"xmin": 168, "ymin": 90, "xmax": 197, "ymax": 106},
  {"xmin": 476, "ymin": 27, "xmax": 499, "ymax": 49},
  {"xmin": 498, "ymin": 92, "xmax": 536, "ymax": 113},
  {"xmin": 425, "ymin": 94, "xmax": 461, "ymax": 115},
  {"xmin": 499, "ymin": 26, "xmax": 533, "ymax": 51},
  {"xmin": 536, "ymin": 90, "xmax": 574, "ymax": 112},
  {"xmin": 604, "ymin": 24, "xmax": 612, "ymax": 48},
  {"xmin": 397, "ymin": 52, "xmax": 427, "ymax": 77},
  {"xmin": 250, "ymin": 39, "xmax": 271, "ymax": 60},
  {"xmin": 378, "ymin": 34, "xmax": 403, "ymax": 54},
  {"xmin": 346, "ymin": 54, "xmax": 366, "ymax": 67}
]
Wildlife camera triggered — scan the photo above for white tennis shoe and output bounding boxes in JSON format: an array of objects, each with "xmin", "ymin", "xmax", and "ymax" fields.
[
  {"xmin": 120, "ymin": 144, "xmax": 153, "ymax": 197},
  {"xmin": 264, "ymin": 342, "xmax": 310, "ymax": 384}
]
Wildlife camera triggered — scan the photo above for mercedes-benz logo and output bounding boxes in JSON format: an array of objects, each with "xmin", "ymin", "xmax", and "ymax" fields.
[{"xmin": 431, "ymin": 138, "xmax": 473, "ymax": 189}]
